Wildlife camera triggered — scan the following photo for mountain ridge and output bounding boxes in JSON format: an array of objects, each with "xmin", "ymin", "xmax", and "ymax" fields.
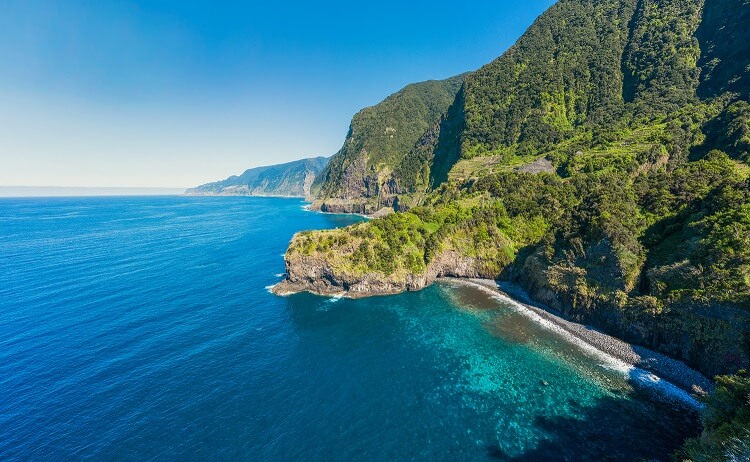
[
  {"xmin": 186, "ymin": 156, "xmax": 329, "ymax": 197},
  {"xmin": 310, "ymin": 74, "xmax": 467, "ymax": 213}
]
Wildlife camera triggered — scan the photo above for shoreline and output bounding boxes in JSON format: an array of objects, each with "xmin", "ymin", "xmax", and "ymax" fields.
[
  {"xmin": 446, "ymin": 278, "xmax": 713, "ymax": 408},
  {"xmin": 272, "ymin": 275, "xmax": 713, "ymax": 408}
]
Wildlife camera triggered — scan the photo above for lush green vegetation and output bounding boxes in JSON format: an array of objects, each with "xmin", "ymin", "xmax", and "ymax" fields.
[
  {"xmin": 460, "ymin": 0, "xmax": 636, "ymax": 159},
  {"xmin": 695, "ymin": 0, "xmax": 750, "ymax": 99},
  {"xmin": 290, "ymin": 199, "xmax": 522, "ymax": 281},
  {"xmin": 296, "ymin": 0, "xmax": 750, "ymax": 456},
  {"xmin": 313, "ymin": 75, "xmax": 465, "ymax": 201},
  {"xmin": 677, "ymin": 371, "xmax": 750, "ymax": 461}
]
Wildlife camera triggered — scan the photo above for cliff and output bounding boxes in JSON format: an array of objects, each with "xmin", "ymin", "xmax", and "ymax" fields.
[
  {"xmin": 186, "ymin": 156, "xmax": 329, "ymax": 197},
  {"xmin": 311, "ymin": 75, "xmax": 466, "ymax": 212},
  {"xmin": 273, "ymin": 246, "xmax": 490, "ymax": 298}
]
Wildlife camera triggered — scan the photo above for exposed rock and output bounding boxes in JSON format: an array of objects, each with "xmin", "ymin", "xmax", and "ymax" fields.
[
  {"xmin": 309, "ymin": 194, "xmax": 408, "ymax": 216},
  {"xmin": 272, "ymin": 249, "xmax": 496, "ymax": 298},
  {"xmin": 514, "ymin": 158, "xmax": 555, "ymax": 174}
]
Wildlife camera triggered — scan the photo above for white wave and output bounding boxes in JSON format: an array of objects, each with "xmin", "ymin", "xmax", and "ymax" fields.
[{"xmin": 462, "ymin": 281, "xmax": 702, "ymax": 409}]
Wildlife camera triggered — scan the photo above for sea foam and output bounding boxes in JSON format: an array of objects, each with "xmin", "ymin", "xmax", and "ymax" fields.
[{"xmin": 461, "ymin": 281, "xmax": 702, "ymax": 409}]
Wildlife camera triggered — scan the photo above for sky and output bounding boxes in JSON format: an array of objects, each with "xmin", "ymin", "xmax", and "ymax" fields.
[{"xmin": 0, "ymin": 0, "xmax": 556, "ymax": 188}]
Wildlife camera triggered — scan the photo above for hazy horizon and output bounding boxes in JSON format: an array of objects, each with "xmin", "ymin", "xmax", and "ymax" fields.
[{"xmin": 0, "ymin": 186, "xmax": 186, "ymax": 197}]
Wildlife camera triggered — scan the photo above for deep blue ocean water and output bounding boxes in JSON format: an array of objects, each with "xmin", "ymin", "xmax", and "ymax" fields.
[{"xmin": 0, "ymin": 196, "xmax": 698, "ymax": 461}]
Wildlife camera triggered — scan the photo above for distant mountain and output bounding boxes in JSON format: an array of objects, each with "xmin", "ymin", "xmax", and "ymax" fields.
[{"xmin": 185, "ymin": 157, "xmax": 329, "ymax": 197}]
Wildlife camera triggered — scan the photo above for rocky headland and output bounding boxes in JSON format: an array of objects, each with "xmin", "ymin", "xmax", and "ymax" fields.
[
  {"xmin": 271, "ymin": 247, "xmax": 492, "ymax": 298},
  {"xmin": 271, "ymin": 220, "xmax": 750, "ymax": 384},
  {"xmin": 272, "ymin": 249, "xmax": 713, "ymax": 401}
]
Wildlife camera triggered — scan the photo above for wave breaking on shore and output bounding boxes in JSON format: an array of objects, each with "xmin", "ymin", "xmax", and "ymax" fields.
[{"xmin": 448, "ymin": 278, "xmax": 711, "ymax": 409}]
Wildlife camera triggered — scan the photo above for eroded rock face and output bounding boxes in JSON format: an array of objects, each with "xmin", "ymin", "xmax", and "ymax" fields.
[
  {"xmin": 315, "ymin": 200, "xmax": 373, "ymax": 216},
  {"xmin": 309, "ymin": 194, "xmax": 407, "ymax": 216},
  {"xmin": 271, "ymin": 254, "xmax": 431, "ymax": 298},
  {"xmin": 428, "ymin": 250, "xmax": 494, "ymax": 279},
  {"xmin": 272, "ymin": 249, "xmax": 497, "ymax": 298}
]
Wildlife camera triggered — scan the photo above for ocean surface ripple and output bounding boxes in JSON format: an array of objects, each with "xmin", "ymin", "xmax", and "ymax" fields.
[{"xmin": 0, "ymin": 196, "xmax": 698, "ymax": 461}]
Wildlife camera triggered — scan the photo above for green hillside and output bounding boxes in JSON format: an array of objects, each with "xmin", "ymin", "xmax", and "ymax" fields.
[
  {"xmin": 288, "ymin": 0, "xmax": 750, "ymax": 458},
  {"xmin": 311, "ymin": 75, "xmax": 465, "ymax": 212}
]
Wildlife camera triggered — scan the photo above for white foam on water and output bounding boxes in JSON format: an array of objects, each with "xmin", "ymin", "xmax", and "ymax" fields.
[
  {"xmin": 275, "ymin": 273, "xmax": 285, "ymax": 278},
  {"xmin": 326, "ymin": 294, "xmax": 344, "ymax": 303},
  {"xmin": 460, "ymin": 281, "xmax": 702, "ymax": 409}
]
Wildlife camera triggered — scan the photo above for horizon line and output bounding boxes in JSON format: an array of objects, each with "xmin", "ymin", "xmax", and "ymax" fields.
[{"xmin": 0, "ymin": 186, "xmax": 188, "ymax": 198}]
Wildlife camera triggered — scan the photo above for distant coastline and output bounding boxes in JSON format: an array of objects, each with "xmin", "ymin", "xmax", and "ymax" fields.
[
  {"xmin": 185, "ymin": 156, "xmax": 328, "ymax": 198},
  {"xmin": 182, "ymin": 191, "xmax": 306, "ymax": 199}
]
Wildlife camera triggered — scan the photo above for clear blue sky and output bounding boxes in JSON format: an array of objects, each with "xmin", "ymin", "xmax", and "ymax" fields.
[{"xmin": 0, "ymin": 0, "xmax": 556, "ymax": 188}]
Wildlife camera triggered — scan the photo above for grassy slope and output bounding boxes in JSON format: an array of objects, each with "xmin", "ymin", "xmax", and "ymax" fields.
[{"xmin": 313, "ymin": 75, "xmax": 466, "ymax": 201}]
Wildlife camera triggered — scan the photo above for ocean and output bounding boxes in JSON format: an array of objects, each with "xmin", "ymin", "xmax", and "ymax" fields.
[{"xmin": 0, "ymin": 196, "xmax": 698, "ymax": 461}]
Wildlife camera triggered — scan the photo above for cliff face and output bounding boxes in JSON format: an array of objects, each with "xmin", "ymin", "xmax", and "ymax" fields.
[
  {"xmin": 514, "ymin": 248, "xmax": 750, "ymax": 378},
  {"xmin": 311, "ymin": 75, "xmax": 466, "ymax": 211},
  {"xmin": 186, "ymin": 157, "xmax": 329, "ymax": 197},
  {"xmin": 272, "ymin": 245, "xmax": 492, "ymax": 298}
]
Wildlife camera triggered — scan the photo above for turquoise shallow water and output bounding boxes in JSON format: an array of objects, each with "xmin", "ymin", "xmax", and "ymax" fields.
[{"xmin": 0, "ymin": 196, "xmax": 698, "ymax": 461}]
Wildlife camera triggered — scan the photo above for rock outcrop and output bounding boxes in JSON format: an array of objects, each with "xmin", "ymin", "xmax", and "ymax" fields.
[
  {"xmin": 310, "ymin": 195, "xmax": 406, "ymax": 216},
  {"xmin": 272, "ymin": 249, "xmax": 495, "ymax": 298}
]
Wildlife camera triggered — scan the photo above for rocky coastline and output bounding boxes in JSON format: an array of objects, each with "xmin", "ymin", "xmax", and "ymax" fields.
[
  {"xmin": 271, "ymin": 249, "xmax": 495, "ymax": 298},
  {"xmin": 450, "ymin": 278, "xmax": 713, "ymax": 400},
  {"xmin": 271, "ymin": 253, "xmax": 713, "ymax": 401},
  {"xmin": 308, "ymin": 198, "xmax": 400, "ymax": 218}
]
